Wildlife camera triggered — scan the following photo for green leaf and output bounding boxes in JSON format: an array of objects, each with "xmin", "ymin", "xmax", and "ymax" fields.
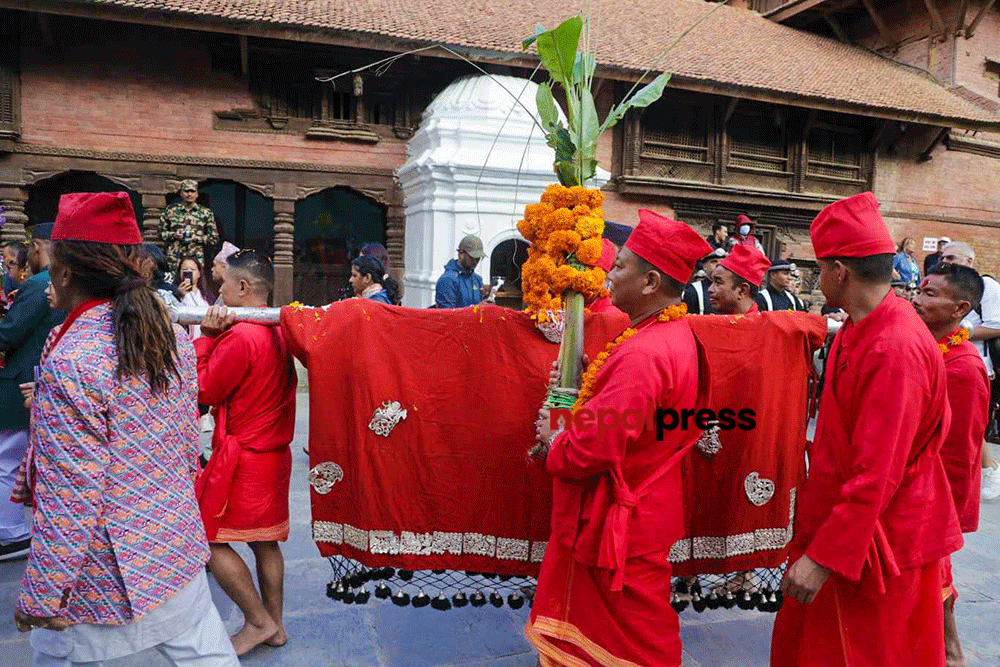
[
  {"xmin": 599, "ymin": 72, "xmax": 672, "ymax": 135},
  {"xmin": 555, "ymin": 161, "xmax": 579, "ymax": 187},
  {"xmin": 572, "ymin": 53, "xmax": 596, "ymax": 84},
  {"xmin": 522, "ymin": 23, "xmax": 547, "ymax": 50},
  {"xmin": 547, "ymin": 127, "xmax": 577, "ymax": 164},
  {"xmin": 535, "ymin": 82, "xmax": 560, "ymax": 131},
  {"xmin": 535, "ymin": 16, "xmax": 582, "ymax": 86},
  {"xmin": 578, "ymin": 88, "xmax": 600, "ymax": 155}
]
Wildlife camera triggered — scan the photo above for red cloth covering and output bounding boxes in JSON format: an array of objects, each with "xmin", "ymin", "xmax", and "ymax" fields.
[
  {"xmin": 940, "ymin": 555, "xmax": 955, "ymax": 602},
  {"xmin": 195, "ymin": 322, "xmax": 297, "ymax": 542},
  {"xmin": 587, "ymin": 296, "xmax": 620, "ymax": 315},
  {"xmin": 810, "ymin": 192, "xmax": 894, "ymax": 259},
  {"xmin": 282, "ymin": 300, "xmax": 630, "ymax": 574},
  {"xmin": 625, "ymin": 210, "xmax": 711, "ymax": 284},
  {"xmin": 52, "ymin": 192, "xmax": 142, "ymax": 245},
  {"xmin": 941, "ymin": 340, "xmax": 990, "ymax": 533},
  {"xmin": 673, "ymin": 312, "xmax": 826, "ymax": 576},
  {"xmin": 721, "ymin": 244, "xmax": 770, "ymax": 287},
  {"xmin": 526, "ymin": 541, "xmax": 680, "ymax": 667},
  {"xmin": 771, "ymin": 553, "xmax": 945, "ymax": 667}
]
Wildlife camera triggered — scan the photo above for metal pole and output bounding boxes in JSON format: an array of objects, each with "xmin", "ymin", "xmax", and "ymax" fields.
[{"xmin": 172, "ymin": 305, "xmax": 282, "ymax": 326}]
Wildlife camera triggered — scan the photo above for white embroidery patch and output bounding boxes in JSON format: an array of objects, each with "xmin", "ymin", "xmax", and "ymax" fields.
[
  {"xmin": 695, "ymin": 424, "xmax": 722, "ymax": 457},
  {"xmin": 368, "ymin": 400, "xmax": 408, "ymax": 437},
  {"xmin": 536, "ymin": 310, "xmax": 564, "ymax": 343},
  {"xmin": 308, "ymin": 462, "xmax": 344, "ymax": 494},
  {"xmin": 744, "ymin": 472, "xmax": 775, "ymax": 506}
]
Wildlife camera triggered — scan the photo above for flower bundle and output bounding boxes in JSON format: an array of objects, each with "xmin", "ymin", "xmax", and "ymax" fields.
[{"xmin": 518, "ymin": 184, "xmax": 608, "ymax": 323}]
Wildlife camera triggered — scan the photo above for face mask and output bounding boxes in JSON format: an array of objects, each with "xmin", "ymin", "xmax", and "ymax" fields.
[{"xmin": 738, "ymin": 224, "xmax": 751, "ymax": 236}]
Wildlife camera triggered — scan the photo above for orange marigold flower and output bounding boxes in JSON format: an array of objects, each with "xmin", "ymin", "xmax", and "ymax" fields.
[
  {"xmin": 575, "ymin": 238, "xmax": 603, "ymax": 265},
  {"xmin": 572, "ymin": 204, "xmax": 592, "ymax": 218},
  {"xmin": 546, "ymin": 208, "xmax": 576, "ymax": 233},
  {"xmin": 516, "ymin": 218, "xmax": 535, "ymax": 242},
  {"xmin": 575, "ymin": 215, "xmax": 603, "ymax": 240},
  {"xmin": 548, "ymin": 229, "xmax": 582, "ymax": 254},
  {"xmin": 541, "ymin": 184, "xmax": 570, "ymax": 208},
  {"xmin": 581, "ymin": 189, "xmax": 604, "ymax": 209}
]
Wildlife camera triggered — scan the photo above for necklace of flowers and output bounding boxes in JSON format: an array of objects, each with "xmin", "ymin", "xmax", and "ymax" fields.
[
  {"xmin": 572, "ymin": 303, "xmax": 687, "ymax": 411},
  {"xmin": 938, "ymin": 327, "xmax": 969, "ymax": 355}
]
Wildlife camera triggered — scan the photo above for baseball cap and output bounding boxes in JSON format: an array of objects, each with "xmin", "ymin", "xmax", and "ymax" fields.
[
  {"xmin": 180, "ymin": 179, "xmax": 198, "ymax": 192},
  {"xmin": 459, "ymin": 235, "xmax": 485, "ymax": 259}
]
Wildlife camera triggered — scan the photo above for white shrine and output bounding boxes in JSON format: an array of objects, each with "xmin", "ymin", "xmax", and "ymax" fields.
[{"xmin": 398, "ymin": 74, "xmax": 608, "ymax": 307}]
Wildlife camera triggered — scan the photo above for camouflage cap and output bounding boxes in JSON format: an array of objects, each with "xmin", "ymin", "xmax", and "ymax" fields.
[{"xmin": 180, "ymin": 179, "xmax": 199, "ymax": 192}]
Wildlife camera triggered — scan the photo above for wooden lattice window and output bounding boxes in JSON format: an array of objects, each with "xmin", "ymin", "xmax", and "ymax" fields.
[
  {"xmin": 640, "ymin": 103, "xmax": 710, "ymax": 163},
  {"xmin": 728, "ymin": 109, "xmax": 788, "ymax": 173},
  {"xmin": 807, "ymin": 125, "xmax": 863, "ymax": 181},
  {"xmin": 0, "ymin": 11, "xmax": 19, "ymax": 140}
]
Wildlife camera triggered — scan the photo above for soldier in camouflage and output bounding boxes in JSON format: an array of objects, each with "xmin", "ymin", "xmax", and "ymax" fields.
[{"xmin": 159, "ymin": 179, "xmax": 220, "ymax": 273}]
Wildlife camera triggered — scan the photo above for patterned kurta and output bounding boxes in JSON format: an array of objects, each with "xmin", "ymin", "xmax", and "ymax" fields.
[
  {"xmin": 158, "ymin": 202, "xmax": 219, "ymax": 270},
  {"xmin": 18, "ymin": 303, "xmax": 210, "ymax": 625}
]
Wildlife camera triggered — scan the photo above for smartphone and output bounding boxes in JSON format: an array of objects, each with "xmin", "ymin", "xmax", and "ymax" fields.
[{"xmin": 182, "ymin": 270, "xmax": 194, "ymax": 283}]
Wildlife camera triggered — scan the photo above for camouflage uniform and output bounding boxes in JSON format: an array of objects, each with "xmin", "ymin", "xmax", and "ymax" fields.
[{"xmin": 158, "ymin": 202, "xmax": 219, "ymax": 271}]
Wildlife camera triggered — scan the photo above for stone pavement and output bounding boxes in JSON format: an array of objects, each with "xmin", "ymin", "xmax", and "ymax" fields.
[{"xmin": 0, "ymin": 396, "xmax": 998, "ymax": 666}]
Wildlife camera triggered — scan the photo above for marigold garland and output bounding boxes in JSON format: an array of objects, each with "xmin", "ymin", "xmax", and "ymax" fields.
[
  {"xmin": 572, "ymin": 303, "xmax": 688, "ymax": 411},
  {"xmin": 518, "ymin": 184, "xmax": 609, "ymax": 322},
  {"xmin": 938, "ymin": 327, "xmax": 970, "ymax": 355}
]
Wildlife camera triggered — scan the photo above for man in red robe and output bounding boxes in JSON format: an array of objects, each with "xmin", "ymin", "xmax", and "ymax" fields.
[
  {"xmin": 771, "ymin": 192, "xmax": 962, "ymax": 667},
  {"xmin": 196, "ymin": 249, "xmax": 297, "ymax": 656},
  {"xmin": 913, "ymin": 263, "xmax": 990, "ymax": 667},
  {"xmin": 708, "ymin": 243, "xmax": 769, "ymax": 315},
  {"xmin": 528, "ymin": 209, "xmax": 712, "ymax": 667}
]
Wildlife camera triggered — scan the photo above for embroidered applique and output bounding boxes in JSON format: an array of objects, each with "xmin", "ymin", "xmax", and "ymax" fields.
[
  {"xmin": 696, "ymin": 422, "xmax": 722, "ymax": 457},
  {"xmin": 536, "ymin": 310, "xmax": 564, "ymax": 343},
  {"xmin": 744, "ymin": 472, "xmax": 775, "ymax": 507},
  {"xmin": 368, "ymin": 400, "xmax": 408, "ymax": 437},
  {"xmin": 308, "ymin": 462, "xmax": 344, "ymax": 494}
]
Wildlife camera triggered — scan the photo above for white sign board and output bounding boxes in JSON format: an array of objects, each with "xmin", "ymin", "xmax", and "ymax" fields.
[{"xmin": 923, "ymin": 237, "xmax": 939, "ymax": 252}]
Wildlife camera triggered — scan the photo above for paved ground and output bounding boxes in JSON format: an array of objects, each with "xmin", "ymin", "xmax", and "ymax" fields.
[{"xmin": 1, "ymin": 396, "xmax": 998, "ymax": 666}]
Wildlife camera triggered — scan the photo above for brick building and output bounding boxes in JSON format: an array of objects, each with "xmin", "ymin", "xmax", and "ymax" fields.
[{"xmin": 0, "ymin": 0, "xmax": 997, "ymax": 305}]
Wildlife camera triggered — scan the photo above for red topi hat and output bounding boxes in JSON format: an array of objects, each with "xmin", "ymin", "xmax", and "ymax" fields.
[
  {"xmin": 810, "ymin": 192, "xmax": 894, "ymax": 259},
  {"xmin": 595, "ymin": 238, "xmax": 617, "ymax": 272},
  {"xmin": 53, "ymin": 192, "xmax": 143, "ymax": 245},
  {"xmin": 720, "ymin": 244, "xmax": 770, "ymax": 287},
  {"xmin": 625, "ymin": 209, "xmax": 712, "ymax": 284}
]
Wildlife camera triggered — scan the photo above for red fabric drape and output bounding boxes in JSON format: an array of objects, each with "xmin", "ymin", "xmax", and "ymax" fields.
[{"xmin": 282, "ymin": 303, "xmax": 825, "ymax": 577}]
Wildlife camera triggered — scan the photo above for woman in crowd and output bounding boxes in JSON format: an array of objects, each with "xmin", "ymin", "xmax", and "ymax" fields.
[
  {"xmin": 893, "ymin": 236, "xmax": 921, "ymax": 284},
  {"xmin": 145, "ymin": 243, "xmax": 184, "ymax": 311},
  {"xmin": 176, "ymin": 255, "xmax": 214, "ymax": 308},
  {"xmin": 349, "ymin": 254, "xmax": 399, "ymax": 305},
  {"xmin": 12, "ymin": 191, "xmax": 238, "ymax": 666}
]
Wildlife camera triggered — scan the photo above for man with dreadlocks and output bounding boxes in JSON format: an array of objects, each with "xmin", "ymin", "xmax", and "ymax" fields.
[{"xmin": 195, "ymin": 249, "xmax": 297, "ymax": 657}]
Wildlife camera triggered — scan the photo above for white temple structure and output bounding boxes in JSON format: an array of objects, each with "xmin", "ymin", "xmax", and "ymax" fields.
[{"xmin": 398, "ymin": 74, "xmax": 608, "ymax": 307}]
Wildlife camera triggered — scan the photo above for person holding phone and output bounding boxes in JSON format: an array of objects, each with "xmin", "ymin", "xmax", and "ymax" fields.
[{"xmin": 175, "ymin": 256, "xmax": 213, "ymax": 340}]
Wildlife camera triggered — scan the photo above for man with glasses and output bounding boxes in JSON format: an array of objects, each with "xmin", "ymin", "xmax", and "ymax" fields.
[{"xmin": 434, "ymin": 234, "xmax": 490, "ymax": 308}]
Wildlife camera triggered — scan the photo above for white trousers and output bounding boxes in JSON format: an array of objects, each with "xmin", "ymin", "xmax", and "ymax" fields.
[
  {"xmin": 0, "ymin": 429, "xmax": 29, "ymax": 543},
  {"xmin": 32, "ymin": 603, "xmax": 239, "ymax": 667}
]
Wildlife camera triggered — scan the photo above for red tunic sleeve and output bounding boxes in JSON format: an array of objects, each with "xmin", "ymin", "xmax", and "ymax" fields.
[
  {"xmin": 806, "ymin": 347, "xmax": 935, "ymax": 580},
  {"xmin": 547, "ymin": 344, "xmax": 670, "ymax": 481},
  {"xmin": 194, "ymin": 328, "xmax": 254, "ymax": 407},
  {"xmin": 942, "ymin": 350, "xmax": 990, "ymax": 533}
]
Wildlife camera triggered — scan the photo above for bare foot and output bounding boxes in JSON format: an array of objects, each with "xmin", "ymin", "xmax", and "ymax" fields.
[
  {"xmin": 230, "ymin": 618, "xmax": 279, "ymax": 656},
  {"xmin": 264, "ymin": 627, "xmax": 288, "ymax": 648}
]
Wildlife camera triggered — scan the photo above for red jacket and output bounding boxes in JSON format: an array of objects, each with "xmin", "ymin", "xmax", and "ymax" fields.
[
  {"xmin": 941, "ymin": 339, "xmax": 990, "ymax": 533},
  {"xmin": 795, "ymin": 292, "xmax": 962, "ymax": 582}
]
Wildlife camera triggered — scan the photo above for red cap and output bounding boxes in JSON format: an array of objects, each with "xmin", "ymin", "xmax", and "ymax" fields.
[
  {"xmin": 595, "ymin": 239, "xmax": 617, "ymax": 272},
  {"xmin": 736, "ymin": 214, "xmax": 752, "ymax": 225},
  {"xmin": 810, "ymin": 192, "xmax": 894, "ymax": 259},
  {"xmin": 625, "ymin": 209, "xmax": 712, "ymax": 284},
  {"xmin": 720, "ymin": 244, "xmax": 770, "ymax": 287},
  {"xmin": 53, "ymin": 192, "xmax": 143, "ymax": 245}
]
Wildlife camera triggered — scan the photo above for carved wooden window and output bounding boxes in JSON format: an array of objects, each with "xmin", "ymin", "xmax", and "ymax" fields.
[
  {"xmin": 807, "ymin": 125, "xmax": 864, "ymax": 181},
  {"xmin": 728, "ymin": 108, "xmax": 789, "ymax": 173},
  {"xmin": 0, "ymin": 10, "xmax": 20, "ymax": 140},
  {"xmin": 641, "ymin": 102, "xmax": 710, "ymax": 163}
]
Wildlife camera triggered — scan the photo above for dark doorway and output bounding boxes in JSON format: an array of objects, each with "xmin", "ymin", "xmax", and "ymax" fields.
[
  {"xmin": 166, "ymin": 180, "xmax": 274, "ymax": 263},
  {"xmin": 26, "ymin": 172, "xmax": 144, "ymax": 230},
  {"xmin": 490, "ymin": 238, "xmax": 529, "ymax": 310}
]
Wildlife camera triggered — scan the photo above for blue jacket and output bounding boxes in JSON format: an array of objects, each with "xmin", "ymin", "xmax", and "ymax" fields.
[
  {"xmin": 0, "ymin": 269, "xmax": 66, "ymax": 430},
  {"xmin": 366, "ymin": 289, "xmax": 392, "ymax": 305},
  {"xmin": 893, "ymin": 252, "xmax": 920, "ymax": 284},
  {"xmin": 435, "ymin": 259, "xmax": 483, "ymax": 308}
]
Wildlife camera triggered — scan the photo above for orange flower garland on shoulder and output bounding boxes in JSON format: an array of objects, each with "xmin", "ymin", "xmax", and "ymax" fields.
[
  {"xmin": 572, "ymin": 303, "xmax": 687, "ymax": 411},
  {"xmin": 938, "ymin": 327, "xmax": 969, "ymax": 355}
]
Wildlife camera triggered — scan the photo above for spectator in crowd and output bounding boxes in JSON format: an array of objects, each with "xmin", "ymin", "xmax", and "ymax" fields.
[
  {"xmin": 708, "ymin": 244, "xmax": 769, "ymax": 315},
  {"xmin": 892, "ymin": 236, "xmax": 921, "ymax": 284},
  {"xmin": 350, "ymin": 255, "xmax": 399, "ymax": 305},
  {"xmin": 359, "ymin": 242, "xmax": 390, "ymax": 274},
  {"xmin": 212, "ymin": 241, "xmax": 240, "ymax": 287},
  {"xmin": 175, "ymin": 255, "xmax": 214, "ymax": 309},
  {"xmin": 789, "ymin": 266, "xmax": 802, "ymax": 295},
  {"xmin": 435, "ymin": 234, "xmax": 489, "ymax": 308},
  {"xmin": 729, "ymin": 215, "xmax": 765, "ymax": 253},
  {"xmin": 159, "ymin": 179, "xmax": 220, "ymax": 271},
  {"xmin": 756, "ymin": 259, "xmax": 807, "ymax": 312},
  {"xmin": 0, "ymin": 222, "xmax": 65, "ymax": 563},
  {"xmin": 145, "ymin": 243, "xmax": 183, "ymax": 312},
  {"xmin": 2, "ymin": 241, "xmax": 27, "ymax": 294},
  {"xmin": 195, "ymin": 249, "xmax": 296, "ymax": 656},
  {"xmin": 706, "ymin": 222, "xmax": 728, "ymax": 251},
  {"xmin": 684, "ymin": 247, "xmax": 727, "ymax": 315},
  {"xmin": 11, "ymin": 192, "xmax": 238, "ymax": 665},
  {"xmin": 937, "ymin": 241, "xmax": 1000, "ymax": 500},
  {"xmin": 924, "ymin": 236, "xmax": 950, "ymax": 275}
]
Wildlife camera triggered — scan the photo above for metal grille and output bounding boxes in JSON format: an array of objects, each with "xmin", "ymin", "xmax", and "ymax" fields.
[
  {"xmin": 728, "ymin": 113, "xmax": 787, "ymax": 173},
  {"xmin": 807, "ymin": 128, "xmax": 863, "ymax": 180}
]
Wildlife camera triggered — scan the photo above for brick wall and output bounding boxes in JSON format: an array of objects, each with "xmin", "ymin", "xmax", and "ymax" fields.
[
  {"xmin": 955, "ymin": 10, "xmax": 1000, "ymax": 102},
  {"xmin": 17, "ymin": 20, "xmax": 409, "ymax": 170}
]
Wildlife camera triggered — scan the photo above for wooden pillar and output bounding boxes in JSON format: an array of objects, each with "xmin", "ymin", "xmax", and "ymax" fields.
[
  {"xmin": 0, "ymin": 184, "xmax": 28, "ymax": 242},
  {"xmin": 139, "ymin": 175, "xmax": 168, "ymax": 245},
  {"xmin": 272, "ymin": 185, "xmax": 296, "ymax": 306}
]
